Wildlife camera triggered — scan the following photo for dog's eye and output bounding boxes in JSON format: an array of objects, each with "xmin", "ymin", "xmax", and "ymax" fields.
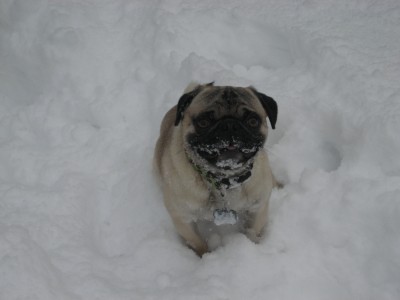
[
  {"xmin": 246, "ymin": 117, "xmax": 260, "ymax": 128},
  {"xmin": 197, "ymin": 119, "xmax": 211, "ymax": 128}
]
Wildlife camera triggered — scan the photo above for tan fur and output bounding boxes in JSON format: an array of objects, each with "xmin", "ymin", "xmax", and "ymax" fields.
[{"xmin": 154, "ymin": 83, "xmax": 279, "ymax": 256}]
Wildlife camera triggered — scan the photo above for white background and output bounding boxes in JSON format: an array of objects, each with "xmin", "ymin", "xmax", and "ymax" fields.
[{"xmin": 1, "ymin": 0, "xmax": 399, "ymax": 299}]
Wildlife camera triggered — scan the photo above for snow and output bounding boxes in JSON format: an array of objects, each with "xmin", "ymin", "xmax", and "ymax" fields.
[
  {"xmin": 1, "ymin": 0, "xmax": 400, "ymax": 299},
  {"xmin": 213, "ymin": 209, "xmax": 238, "ymax": 226},
  {"xmin": 215, "ymin": 158, "xmax": 243, "ymax": 170}
]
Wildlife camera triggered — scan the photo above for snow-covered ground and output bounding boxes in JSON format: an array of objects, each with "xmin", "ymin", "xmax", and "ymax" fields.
[{"xmin": 1, "ymin": 0, "xmax": 400, "ymax": 299}]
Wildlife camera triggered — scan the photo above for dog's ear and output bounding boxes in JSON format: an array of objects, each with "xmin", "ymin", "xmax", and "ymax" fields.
[
  {"xmin": 175, "ymin": 82, "xmax": 214, "ymax": 125},
  {"xmin": 174, "ymin": 86, "xmax": 203, "ymax": 126},
  {"xmin": 250, "ymin": 88, "xmax": 278, "ymax": 129},
  {"xmin": 175, "ymin": 92, "xmax": 195, "ymax": 126}
]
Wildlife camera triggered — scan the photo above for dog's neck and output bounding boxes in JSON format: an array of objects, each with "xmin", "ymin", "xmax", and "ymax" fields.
[{"xmin": 185, "ymin": 151, "xmax": 255, "ymax": 197}]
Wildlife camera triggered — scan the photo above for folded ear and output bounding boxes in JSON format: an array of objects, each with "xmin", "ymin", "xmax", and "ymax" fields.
[
  {"xmin": 251, "ymin": 88, "xmax": 278, "ymax": 129},
  {"xmin": 175, "ymin": 92, "xmax": 195, "ymax": 126},
  {"xmin": 174, "ymin": 82, "xmax": 214, "ymax": 126}
]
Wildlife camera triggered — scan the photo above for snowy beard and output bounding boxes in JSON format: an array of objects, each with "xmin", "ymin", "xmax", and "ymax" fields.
[
  {"xmin": 184, "ymin": 137, "xmax": 262, "ymax": 193},
  {"xmin": 185, "ymin": 135, "xmax": 264, "ymax": 172},
  {"xmin": 190, "ymin": 140, "xmax": 262, "ymax": 169}
]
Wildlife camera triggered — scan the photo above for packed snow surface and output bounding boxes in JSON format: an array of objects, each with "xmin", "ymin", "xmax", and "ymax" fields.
[{"xmin": 1, "ymin": 0, "xmax": 400, "ymax": 299}]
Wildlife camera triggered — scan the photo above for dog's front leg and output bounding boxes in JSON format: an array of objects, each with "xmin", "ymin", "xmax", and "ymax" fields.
[
  {"xmin": 170, "ymin": 214, "xmax": 208, "ymax": 257},
  {"xmin": 245, "ymin": 201, "xmax": 269, "ymax": 243}
]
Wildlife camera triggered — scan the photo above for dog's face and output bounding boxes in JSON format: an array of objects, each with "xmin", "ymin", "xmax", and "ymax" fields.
[{"xmin": 175, "ymin": 83, "xmax": 277, "ymax": 170}]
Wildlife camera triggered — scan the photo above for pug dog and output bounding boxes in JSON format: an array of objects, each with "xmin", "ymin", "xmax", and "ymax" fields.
[{"xmin": 154, "ymin": 82, "xmax": 280, "ymax": 256}]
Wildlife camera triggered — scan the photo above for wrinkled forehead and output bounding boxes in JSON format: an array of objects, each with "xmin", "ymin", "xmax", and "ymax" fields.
[{"xmin": 191, "ymin": 86, "xmax": 262, "ymax": 117}]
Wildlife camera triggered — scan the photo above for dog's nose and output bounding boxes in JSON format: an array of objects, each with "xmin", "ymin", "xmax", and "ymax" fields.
[{"xmin": 219, "ymin": 119, "xmax": 240, "ymax": 132}]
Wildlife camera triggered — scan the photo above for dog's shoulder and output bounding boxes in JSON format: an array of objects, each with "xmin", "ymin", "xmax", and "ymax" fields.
[
  {"xmin": 154, "ymin": 105, "xmax": 177, "ymax": 174},
  {"xmin": 160, "ymin": 105, "xmax": 177, "ymax": 134}
]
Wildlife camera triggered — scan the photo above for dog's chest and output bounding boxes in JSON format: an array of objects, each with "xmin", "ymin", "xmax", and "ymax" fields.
[
  {"xmin": 210, "ymin": 188, "xmax": 244, "ymax": 210},
  {"xmin": 198, "ymin": 186, "xmax": 258, "ymax": 219},
  {"xmin": 193, "ymin": 186, "xmax": 259, "ymax": 227}
]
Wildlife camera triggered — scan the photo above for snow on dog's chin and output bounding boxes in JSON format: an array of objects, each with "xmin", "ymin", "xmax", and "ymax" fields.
[
  {"xmin": 216, "ymin": 151, "xmax": 244, "ymax": 169},
  {"xmin": 192, "ymin": 142, "xmax": 261, "ymax": 170}
]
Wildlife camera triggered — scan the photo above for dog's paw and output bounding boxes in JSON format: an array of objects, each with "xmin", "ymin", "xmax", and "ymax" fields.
[
  {"xmin": 245, "ymin": 228, "xmax": 263, "ymax": 244},
  {"xmin": 188, "ymin": 243, "xmax": 209, "ymax": 258}
]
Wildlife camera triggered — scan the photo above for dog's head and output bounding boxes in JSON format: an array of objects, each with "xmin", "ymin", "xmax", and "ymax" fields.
[{"xmin": 175, "ymin": 83, "xmax": 277, "ymax": 170}]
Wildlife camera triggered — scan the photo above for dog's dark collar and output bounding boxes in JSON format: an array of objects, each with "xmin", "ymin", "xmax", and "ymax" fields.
[{"xmin": 187, "ymin": 156, "xmax": 253, "ymax": 197}]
